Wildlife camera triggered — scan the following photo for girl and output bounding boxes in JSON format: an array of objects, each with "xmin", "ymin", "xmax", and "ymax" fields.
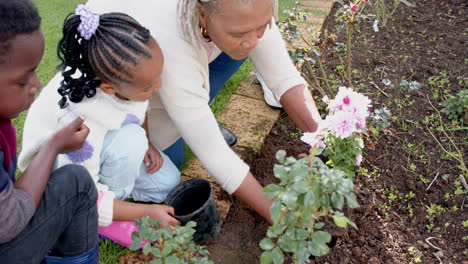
[
  {"xmin": 19, "ymin": 5, "xmax": 180, "ymax": 247},
  {"xmin": 84, "ymin": 0, "xmax": 323, "ymax": 224}
]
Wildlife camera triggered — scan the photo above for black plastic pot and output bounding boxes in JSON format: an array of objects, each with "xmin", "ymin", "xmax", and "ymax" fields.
[{"xmin": 165, "ymin": 178, "xmax": 221, "ymax": 243}]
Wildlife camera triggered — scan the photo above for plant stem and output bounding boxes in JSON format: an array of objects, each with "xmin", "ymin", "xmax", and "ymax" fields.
[
  {"xmin": 304, "ymin": 61, "xmax": 327, "ymax": 97},
  {"xmin": 317, "ymin": 57, "xmax": 333, "ymax": 94},
  {"xmin": 346, "ymin": 22, "xmax": 354, "ymax": 83}
]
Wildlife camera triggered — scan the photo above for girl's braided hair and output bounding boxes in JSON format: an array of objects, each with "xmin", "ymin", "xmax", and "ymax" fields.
[{"xmin": 57, "ymin": 12, "xmax": 152, "ymax": 108}]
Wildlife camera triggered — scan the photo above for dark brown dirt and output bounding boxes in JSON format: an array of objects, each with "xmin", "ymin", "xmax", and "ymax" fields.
[{"xmin": 206, "ymin": 0, "xmax": 467, "ymax": 263}]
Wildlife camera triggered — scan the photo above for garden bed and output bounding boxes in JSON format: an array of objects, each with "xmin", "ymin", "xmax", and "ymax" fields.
[{"xmin": 206, "ymin": 0, "xmax": 467, "ymax": 263}]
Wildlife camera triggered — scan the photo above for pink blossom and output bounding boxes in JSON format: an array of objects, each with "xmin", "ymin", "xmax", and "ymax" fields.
[
  {"xmin": 350, "ymin": 5, "xmax": 358, "ymax": 12},
  {"xmin": 327, "ymin": 86, "xmax": 371, "ymax": 125},
  {"xmin": 300, "ymin": 132, "xmax": 326, "ymax": 148},
  {"xmin": 325, "ymin": 111, "xmax": 358, "ymax": 139},
  {"xmin": 355, "ymin": 154, "xmax": 362, "ymax": 166}
]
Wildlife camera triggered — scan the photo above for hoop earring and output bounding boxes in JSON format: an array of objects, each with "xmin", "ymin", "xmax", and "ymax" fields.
[{"xmin": 200, "ymin": 26, "xmax": 212, "ymax": 42}]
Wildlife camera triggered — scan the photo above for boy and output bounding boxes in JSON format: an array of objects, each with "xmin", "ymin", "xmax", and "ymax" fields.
[{"xmin": 0, "ymin": 0, "xmax": 98, "ymax": 263}]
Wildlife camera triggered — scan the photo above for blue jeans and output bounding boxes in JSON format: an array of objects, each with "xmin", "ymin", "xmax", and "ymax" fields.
[
  {"xmin": 0, "ymin": 165, "xmax": 98, "ymax": 264},
  {"xmin": 163, "ymin": 52, "xmax": 246, "ymax": 168},
  {"xmin": 99, "ymin": 124, "xmax": 180, "ymax": 202}
]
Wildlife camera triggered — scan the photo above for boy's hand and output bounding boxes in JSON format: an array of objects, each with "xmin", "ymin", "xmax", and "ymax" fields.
[
  {"xmin": 144, "ymin": 143, "xmax": 163, "ymax": 173},
  {"xmin": 52, "ymin": 116, "xmax": 90, "ymax": 153},
  {"xmin": 146, "ymin": 204, "xmax": 180, "ymax": 230}
]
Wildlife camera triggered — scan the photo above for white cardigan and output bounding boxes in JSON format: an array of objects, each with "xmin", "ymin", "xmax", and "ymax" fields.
[
  {"xmin": 87, "ymin": 0, "xmax": 306, "ymax": 194},
  {"xmin": 19, "ymin": 73, "xmax": 148, "ymax": 226}
]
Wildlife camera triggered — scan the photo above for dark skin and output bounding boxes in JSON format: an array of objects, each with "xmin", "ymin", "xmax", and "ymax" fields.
[{"xmin": 0, "ymin": 29, "xmax": 90, "ymax": 206}]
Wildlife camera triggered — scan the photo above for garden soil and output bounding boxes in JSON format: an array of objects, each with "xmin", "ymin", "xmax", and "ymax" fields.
[
  {"xmin": 206, "ymin": 0, "xmax": 467, "ymax": 263},
  {"xmin": 119, "ymin": 0, "xmax": 467, "ymax": 263}
]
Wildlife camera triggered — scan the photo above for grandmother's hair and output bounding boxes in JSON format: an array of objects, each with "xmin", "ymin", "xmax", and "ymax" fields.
[
  {"xmin": 0, "ymin": 0, "xmax": 41, "ymax": 64},
  {"xmin": 57, "ymin": 12, "xmax": 152, "ymax": 108},
  {"xmin": 178, "ymin": 0, "xmax": 255, "ymax": 49}
]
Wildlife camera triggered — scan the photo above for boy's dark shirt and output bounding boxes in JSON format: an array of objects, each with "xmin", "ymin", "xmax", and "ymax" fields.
[{"xmin": 0, "ymin": 118, "xmax": 35, "ymax": 243}]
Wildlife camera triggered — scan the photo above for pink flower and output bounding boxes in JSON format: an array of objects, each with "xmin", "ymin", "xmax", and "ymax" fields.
[
  {"xmin": 301, "ymin": 132, "xmax": 326, "ymax": 148},
  {"xmin": 355, "ymin": 154, "xmax": 362, "ymax": 166},
  {"xmin": 350, "ymin": 5, "xmax": 358, "ymax": 12},
  {"xmin": 327, "ymin": 86, "xmax": 371, "ymax": 125},
  {"xmin": 326, "ymin": 111, "xmax": 358, "ymax": 139}
]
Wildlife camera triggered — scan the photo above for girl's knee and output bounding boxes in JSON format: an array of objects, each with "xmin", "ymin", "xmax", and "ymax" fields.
[{"xmin": 105, "ymin": 124, "xmax": 148, "ymax": 157}]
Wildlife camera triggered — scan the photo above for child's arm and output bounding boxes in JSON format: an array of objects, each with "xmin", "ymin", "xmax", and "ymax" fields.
[
  {"xmin": 14, "ymin": 117, "xmax": 89, "ymax": 205},
  {"xmin": 112, "ymin": 199, "xmax": 180, "ymax": 228},
  {"xmin": 141, "ymin": 116, "xmax": 163, "ymax": 173}
]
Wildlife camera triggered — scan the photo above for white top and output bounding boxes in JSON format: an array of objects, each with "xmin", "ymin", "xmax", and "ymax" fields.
[
  {"xmin": 96, "ymin": 0, "xmax": 306, "ymax": 194},
  {"xmin": 19, "ymin": 73, "xmax": 148, "ymax": 226}
]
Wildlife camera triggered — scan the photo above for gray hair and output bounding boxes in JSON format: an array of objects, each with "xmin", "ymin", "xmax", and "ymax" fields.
[
  {"xmin": 177, "ymin": 0, "xmax": 256, "ymax": 49},
  {"xmin": 177, "ymin": 0, "xmax": 207, "ymax": 50}
]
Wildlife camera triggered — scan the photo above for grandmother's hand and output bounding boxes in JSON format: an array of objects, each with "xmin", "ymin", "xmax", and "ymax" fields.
[{"xmin": 144, "ymin": 143, "xmax": 163, "ymax": 173}]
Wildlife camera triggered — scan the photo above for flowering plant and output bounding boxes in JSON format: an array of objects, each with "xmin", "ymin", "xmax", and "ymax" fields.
[
  {"xmin": 301, "ymin": 86, "xmax": 371, "ymax": 178},
  {"xmin": 260, "ymin": 87, "xmax": 369, "ymax": 263}
]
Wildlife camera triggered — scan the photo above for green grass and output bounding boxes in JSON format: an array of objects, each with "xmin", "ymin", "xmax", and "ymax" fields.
[
  {"xmin": 15, "ymin": 1, "xmax": 300, "ymax": 263},
  {"xmin": 279, "ymin": 0, "xmax": 300, "ymax": 21}
]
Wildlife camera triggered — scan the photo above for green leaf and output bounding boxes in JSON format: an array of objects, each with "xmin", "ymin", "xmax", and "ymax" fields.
[
  {"xmin": 345, "ymin": 193, "xmax": 360, "ymax": 208},
  {"xmin": 311, "ymin": 231, "xmax": 332, "ymax": 244},
  {"xmin": 288, "ymin": 166, "xmax": 309, "ymax": 182},
  {"xmin": 284, "ymin": 156, "xmax": 297, "ymax": 165},
  {"xmin": 271, "ymin": 247, "xmax": 285, "ymax": 264},
  {"xmin": 260, "ymin": 251, "xmax": 273, "ymax": 264},
  {"xmin": 266, "ymin": 224, "xmax": 286, "ymax": 238},
  {"xmin": 142, "ymin": 243, "xmax": 152, "ymax": 255},
  {"xmin": 348, "ymin": 219, "xmax": 358, "ymax": 230},
  {"xmin": 290, "ymin": 181, "xmax": 309, "ymax": 194},
  {"xmin": 260, "ymin": 238, "xmax": 275, "ymax": 251},
  {"xmin": 278, "ymin": 235, "xmax": 296, "ymax": 253},
  {"xmin": 263, "ymin": 184, "xmax": 283, "ymax": 199},
  {"xmin": 165, "ymin": 256, "xmax": 179, "ymax": 264},
  {"xmin": 276, "ymin": 150, "xmax": 286, "ymax": 163},
  {"xmin": 303, "ymin": 190, "xmax": 318, "ymax": 226},
  {"xmin": 296, "ymin": 229, "xmax": 309, "ymax": 240},
  {"xmin": 273, "ymin": 165, "xmax": 288, "ymax": 180},
  {"xmin": 296, "ymin": 245, "xmax": 311, "ymax": 263},
  {"xmin": 314, "ymin": 222, "xmax": 325, "ymax": 229},
  {"xmin": 149, "ymin": 259, "xmax": 162, "ymax": 264},
  {"xmin": 186, "ymin": 221, "xmax": 197, "ymax": 228},
  {"xmin": 333, "ymin": 215, "xmax": 349, "ymax": 228},
  {"xmin": 152, "ymin": 248, "xmax": 162, "ymax": 258},
  {"xmin": 400, "ymin": 0, "xmax": 416, "ymax": 7},
  {"xmin": 270, "ymin": 200, "xmax": 283, "ymax": 224},
  {"xmin": 161, "ymin": 244, "xmax": 173, "ymax": 257},
  {"xmin": 308, "ymin": 240, "xmax": 330, "ymax": 257},
  {"xmin": 129, "ymin": 238, "xmax": 142, "ymax": 251},
  {"xmin": 331, "ymin": 193, "xmax": 344, "ymax": 210},
  {"xmin": 281, "ymin": 190, "xmax": 298, "ymax": 208},
  {"xmin": 322, "ymin": 195, "xmax": 330, "ymax": 209}
]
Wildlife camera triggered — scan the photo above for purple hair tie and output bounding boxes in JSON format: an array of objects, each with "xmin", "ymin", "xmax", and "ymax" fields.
[{"xmin": 75, "ymin": 4, "xmax": 100, "ymax": 40}]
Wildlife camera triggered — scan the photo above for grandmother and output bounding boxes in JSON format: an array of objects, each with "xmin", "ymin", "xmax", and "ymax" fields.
[{"xmin": 87, "ymin": 0, "xmax": 322, "ymax": 223}]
